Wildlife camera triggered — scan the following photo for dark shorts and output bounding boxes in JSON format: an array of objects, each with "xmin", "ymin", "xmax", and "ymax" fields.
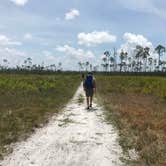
[{"xmin": 85, "ymin": 88, "xmax": 94, "ymax": 97}]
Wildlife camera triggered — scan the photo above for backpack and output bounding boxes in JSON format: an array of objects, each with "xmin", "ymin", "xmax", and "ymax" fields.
[{"xmin": 84, "ymin": 75, "xmax": 94, "ymax": 89}]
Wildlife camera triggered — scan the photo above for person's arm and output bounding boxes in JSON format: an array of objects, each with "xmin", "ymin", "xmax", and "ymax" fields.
[
  {"xmin": 83, "ymin": 81, "xmax": 86, "ymax": 91},
  {"xmin": 93, "ymin": 78, "xmax": 96, "ymax": 93}
]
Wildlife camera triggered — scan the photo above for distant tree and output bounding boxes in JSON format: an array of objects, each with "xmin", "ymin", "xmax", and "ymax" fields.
[
  {"xmin": 78, "ymin": 62, "xmax": 83, "ymax": 72},
  {"xmin": 132, "ymin": 60, "xmax": 136, "ymax": 72},
  {"xmin": 135, "ymin": 45, "xmax": 143, "ymax": 72},
  {"xmin": 113, "ymin": 48, "xmax": 117, "ymax": 71},
  {"xmin": 124, "ymin": 52, "xmax": 128, "ymax": 72},
  {"xmin": 50, "ymin": 64, "xmax": 56, "ymax": 71},
  {"xmin": 142, "ymin": 47, "xmax": 150, "ymax": 72},
  {"xmin": 85, "ymin": 61, "xmax": 89, "ymax": 71},
  {"xmin": 162, "ymin": 61, "xmax": 166, "ymax": 72},
  {"xmin": 127, "ymin": 57, "xmax": 132, "ymax": 72},
  {"xmin": 3, "ymin": 59, "xmax": 8, "ymax": 69},
  {"xmin": 93, "ymin": 65, "xmax": 99, "ymax": 72},
  {"xmin": 148, "ymin": 57, "xmax": 153, "ymax": 72},
  {"xmin": 110, "ymin": 56, "xmax": 115, "ymax": 71},
  {"xmin": 27, "ymin": 57, "xmax": 32, "ymax": 70},
  {"xmin": 155, "ymin": 45, "xmax": 166, "ymax": 71},
  {"xmin": 102, "ymin": 56, "xmax": 107, "ymax": 72},
  {"xmin": 154, "ymin": 59, "xmax": 158, "ymax": 71},
  {"xmin": 104, "ymin": 51, "xmax": 110, "ymax": 72},
  {"xmin": 58, "ymin": 62, "xmax": 62, "ymax": 71},
  {"xmin": 90, "ymin": 64, "xmax": 93, "ymax": 71},
  {"xmin": 119, "ymin": 50, "xmax": 127, "ymax": 72}
]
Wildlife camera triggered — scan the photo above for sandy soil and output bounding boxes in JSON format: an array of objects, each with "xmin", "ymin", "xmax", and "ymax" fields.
[{"xmin": 0, "ymin": 85, "xmax": 123, "ymax": 166}]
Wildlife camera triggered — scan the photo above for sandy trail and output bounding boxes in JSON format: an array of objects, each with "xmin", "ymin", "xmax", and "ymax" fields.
[{"xmin": 0, "ymin": 85, "xmax": 123, "ymax": 166}]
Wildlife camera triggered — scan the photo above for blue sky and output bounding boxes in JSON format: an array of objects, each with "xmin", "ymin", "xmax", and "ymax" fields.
[{"xmin": 0, "ymin": 0, "xmax": 166, "ymax": 70}]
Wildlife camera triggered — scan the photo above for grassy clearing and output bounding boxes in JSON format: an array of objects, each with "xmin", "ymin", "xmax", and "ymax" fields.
[
  {"xmin": 96, "ymin": 76, "xmax": 166, "ymax": 166},
  {"xmin": 0, "ymin": 73, "xmax": 80, "ymax": 159}
]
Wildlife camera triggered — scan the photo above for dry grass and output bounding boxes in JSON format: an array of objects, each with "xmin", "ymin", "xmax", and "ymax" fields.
[
  {"xmin": 96, "ymin": 76, "xmax": 166, "ymax": 166},
  {"xmin": 0, "ymin": 73, "xmax": 80, "ymax": 159}
]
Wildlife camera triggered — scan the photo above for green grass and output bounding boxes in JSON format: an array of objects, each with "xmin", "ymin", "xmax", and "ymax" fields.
[
  {"xmin": 0, "ymin": 73, "xmax": 80, "ymax": 159},
  {"xmin": 96, "ymin": 76, "xmax": 166, "ymax": 100},
  {"xmin": 96, "ymin": 76, "xmax": 166, "ymax": 166}
]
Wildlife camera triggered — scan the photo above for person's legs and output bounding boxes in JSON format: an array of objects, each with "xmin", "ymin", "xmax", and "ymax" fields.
[
  {"xmin": 85, "ymin": 89, "xmax": 90, "ymax": 109},
  {"xmin": 90, "ymin": 96, "xmax": 93, "ymax": 107},
  {"xmin": 86, "ymin": 97, "xmax": 90, "ymax": 109},
  {"xmin": 89, "ymin": 89, "xmax": 94, "ymax": 107}
]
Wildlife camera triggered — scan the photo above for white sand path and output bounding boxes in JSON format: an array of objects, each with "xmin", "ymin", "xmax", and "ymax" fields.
[{"xmin": 0, "ymin": 85, "xmax": 123, "ymax": 166}]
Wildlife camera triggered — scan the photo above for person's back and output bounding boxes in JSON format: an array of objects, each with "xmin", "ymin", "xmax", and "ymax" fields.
[
  {"xmin": 83, "ymin": 73, "xmax": 96, "ymax": 109},
  {"xmin": 84, "ymin": 74, "xmax": 94, "ymax": 89}
]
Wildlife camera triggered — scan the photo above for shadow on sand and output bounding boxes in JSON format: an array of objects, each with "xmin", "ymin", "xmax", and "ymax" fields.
[{"xmin": 87, "ymin": 107, "xmax": 98, "ymax": 112}]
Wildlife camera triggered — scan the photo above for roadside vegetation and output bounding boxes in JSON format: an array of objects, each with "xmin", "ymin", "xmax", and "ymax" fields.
[
  {"xmin": 0, "ymin": 73, "xmax": 80, "ymax": 159},
  {"xmin": 78, "ymin": 94, "xmax": 84, "ymax": 104},
  {"xmin": 96, "ymin": 76, "xmax": 166, "ymax": 166}
]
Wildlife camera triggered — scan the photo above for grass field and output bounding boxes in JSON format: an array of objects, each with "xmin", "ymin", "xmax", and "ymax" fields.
[
  {"xmin": 96, "ymin": 76, "xmax": 166, "ymax": 166},
  {"xmin": 0, "ymin": 73, "xmax": 80, "ymax": 159}
]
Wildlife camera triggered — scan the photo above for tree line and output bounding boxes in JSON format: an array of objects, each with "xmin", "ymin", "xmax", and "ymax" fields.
[
  {"xmin": 78, "ymin": 44, "xmax": 166, "ymax": 72},
  {"xmin": 0, "ymin": 57, "xmax": 63, "ymax": 72},
  {"xmin": 1, "ymin": 44, "xmax": 166, "ymax": 73}
]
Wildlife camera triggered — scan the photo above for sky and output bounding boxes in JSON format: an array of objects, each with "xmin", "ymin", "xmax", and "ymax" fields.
[{"xmin": 0, "ymin": 0, "xmax": 166, "ymax": 70}]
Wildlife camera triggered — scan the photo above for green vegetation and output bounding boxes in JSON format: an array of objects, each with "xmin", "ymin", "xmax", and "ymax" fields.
[
  {"xmin": 96, "ymin": 76, "xmax": 166, "ymax": 166},
  {"xmin": 0, "ymin": 73, "xmax": 80, "ymax": 159},
  {"xmin": 97, "ymin": 76, "xmax": 166, "ymax": 100},
  {"xmin": 78, "ymin": 94, "xmax": 84, "ymax": 104}
]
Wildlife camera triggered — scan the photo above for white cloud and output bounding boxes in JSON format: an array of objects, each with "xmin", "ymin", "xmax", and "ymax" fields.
[
  {"xmin": 56, "ymin": 45, "xmax": 95, "ymax": 60},
  {"xmin": 65, "ymin": 9, "xmax": 80, "ymax": 20},
  {"xmin": 78, "ymin": 31, "xmax": 117, "ymax": 47},
  {"xmin": 123, "ymin": 32, "xmax": 153, "ymax": 48},
  {"xmin": 119, "ymin": 32, "xmax": 156, "ymax": 58},
  {"xmin": 0, "ymin": 47, "xmax": 26, "ymax": 67},
  {"xmin": 119, "ymin": 32, "xmax": 153, "ymax": 53},
  {"xmin": 0, "ymin": 35, "xmax": 22, "ymax": 46},
  {"xmin": 24, "ymin": 33, "xmax": 33, "ymax": 40},
  {"xmin": 43, "ymin": 51, "xmax": 56, "ymax": 61},
  {"xmin": 11, "ymin": 0, "xmax": 29, "ymax": 6}
]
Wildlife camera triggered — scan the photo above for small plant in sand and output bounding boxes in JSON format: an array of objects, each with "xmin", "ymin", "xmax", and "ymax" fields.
[{"xmin": 78, "ymin": 94, "xmax": 84, "ymax": 104}]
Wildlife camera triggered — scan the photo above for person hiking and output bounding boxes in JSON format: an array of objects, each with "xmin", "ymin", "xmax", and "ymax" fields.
[
  {"xmin": 83, "ymin": 72, "xmax": 96, "ymax": 109},
  {"xmin": 81, "ymin": 73, "xmax": 85, "ymax": 81}
]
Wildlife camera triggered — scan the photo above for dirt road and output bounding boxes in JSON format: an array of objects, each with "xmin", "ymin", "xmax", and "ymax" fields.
[{"xmin": 0, "ymin": 85, "xmax": 123, "ymax": 166}]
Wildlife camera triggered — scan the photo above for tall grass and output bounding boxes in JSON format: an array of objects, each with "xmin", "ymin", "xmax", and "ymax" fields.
[
  {"xmin": 97, "ymin": 76, "xmax": 166, "ymax": 99},
  {"xmin": 0, "ymin": 74, "xmax": 80, "ymax": 159},
  {"xmin": 96, "ymin": 76, "xmax": 166, "ymax": 166}
]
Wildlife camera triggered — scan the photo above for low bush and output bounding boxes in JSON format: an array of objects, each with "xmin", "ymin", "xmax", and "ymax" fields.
[
  {"xmin": 96, "ymin": 76, "xmax": 166, "ymax": 166},
  {"xmin": 0, "ymin": 74, "xmax": 80, "ymax": 159}
]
